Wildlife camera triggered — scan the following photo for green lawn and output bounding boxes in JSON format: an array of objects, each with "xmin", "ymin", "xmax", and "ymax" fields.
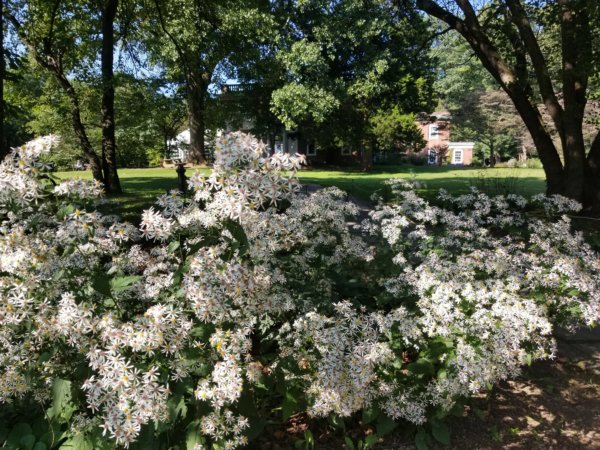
[
  {"xmin": 56, "ymin": 165, "xmax": 546, "ymax": 222},
  {"xmin": 56, "ymin": 168, "xmax": 207, "ymax": 222},
  {"xmin": 297, "ymin": 165, "xmax": 545, "ymax": 201}
]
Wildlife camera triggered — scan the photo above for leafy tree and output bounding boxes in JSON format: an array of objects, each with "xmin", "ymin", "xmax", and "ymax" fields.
[
  {"xmin": 0, "ymin": 0, "xmax": 5, "ymax": 160},
  {"xmin": 451, "ymin": 88, "xmax": 526, "ymax": 166},
  {"xmin": 5, "ymin": 0, "xmax": 105, "ymax": 182},
  {"xmin": 369, "ymin": 108, "xmax": 426, "ymax": 153},
  {"xmin": 145, "ymin": 0, "xmax": 274, "ymax": 164},
  {"xmin": 270, "ymin": 0, "xmax": 435, "ymax": 169},
  {"xmin": 414, "ymin": 0, "xmax": 600, "ymax": 209},
  {"xmin": 430, "ymin": 25, "xmax": 496, "ymax": 109},
  {"xmin": 3, "ymin": 0, "xmax": 145, "ymax": 192}
]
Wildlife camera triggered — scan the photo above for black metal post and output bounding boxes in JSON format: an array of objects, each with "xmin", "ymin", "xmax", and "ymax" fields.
[{"xmin": 176, "ymin": 163, "xmax": 187, "ymax": 193}]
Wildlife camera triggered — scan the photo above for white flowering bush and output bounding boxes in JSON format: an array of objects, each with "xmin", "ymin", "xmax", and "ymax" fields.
[{"xmin": 0, "ymin": 133, "xmax": 598, "ymax": 450}]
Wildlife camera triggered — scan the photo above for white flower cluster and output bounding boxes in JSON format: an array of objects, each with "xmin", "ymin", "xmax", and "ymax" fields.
[
  {"xmin": 0, "ymin": 135, "xmax": 59, "ymax": 208},
  {"xmin": 53, "ymin": 177, "xmax": 105, "ymax": 199},
  {"xmin": 1, "ymin": 135, "xmax": 598, "ymax": 450},
  {"xmin": 187, "ymin": 131, "xmax": 304, "ymax": 220}
]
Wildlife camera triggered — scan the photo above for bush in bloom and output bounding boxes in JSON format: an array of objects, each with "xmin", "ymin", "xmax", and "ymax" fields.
[{"xmin": 0, "ymin": 133, "xmax": 598, "ymax": 449}]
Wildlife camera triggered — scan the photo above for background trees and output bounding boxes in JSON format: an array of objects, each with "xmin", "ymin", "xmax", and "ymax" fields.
[
  {"xmin": 414, "ymin": 0, "xmax": 600, "ymax": 209},
  {"xmin": 269, "ymin": 0, "xmax": 436, "ymax": 168},
  {"xmin": 145, "ymin": 0, "xmax": 275, "ymax": 164},
  {"xmin": 2, "ymin": 0, "xmax": 600, "ymax": 207}
]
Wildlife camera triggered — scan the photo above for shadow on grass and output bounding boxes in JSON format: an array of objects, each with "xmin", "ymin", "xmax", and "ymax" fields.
[
  {"xmin": 299, "ymin": 175, "xmax": 547, "ymax": 202},
  {"xmin": 93, "ymin": 169, "xmax": 547, "ymax": 223},
  {"xmin": 99, "ymin": 176, "xmax": 178, "ymax": 224}
]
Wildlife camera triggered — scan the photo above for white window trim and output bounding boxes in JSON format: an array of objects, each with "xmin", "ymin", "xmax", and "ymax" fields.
[
  {"xmin": 341, "ymin": 147, "xmax": 351, "ymax": 156},
  {"xmin": 452, "ymin": 149, "xmax": 463, "ymax": 164},
  {"xmin": 428, "ymin": 124, "xmax": 440, "ymax": 139},
  {"xmin": 306, "ymin": 142, "xmax": 317, "ymax": 156}
]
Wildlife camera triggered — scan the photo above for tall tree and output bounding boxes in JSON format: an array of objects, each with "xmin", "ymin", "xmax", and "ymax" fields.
[
  {"xmin": 146, "ymin": 0, "xmax": 274, "ymax": 164},
  {"xmin": 270, "ymin": 0, "xmax": 435, "ymax": 169},
  {"xmin": 413, "ymin": 0, "xmax": 600, "ymax": 210},
  {"xmin": 5, "ymin": 0, "xmax": 104, "ymax": 182},
  {"xmin": 100, "ymin": 0, "xmax": 121, "ymax": 193}
]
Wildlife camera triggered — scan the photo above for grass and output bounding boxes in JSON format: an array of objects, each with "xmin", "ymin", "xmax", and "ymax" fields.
[
  {"xmin": 297, "ymin": 165, "xmax": 545, "ymax": 201},
  {"xmin": 55, "ymin": 165, "xmax": 547, "ymax": 222},
  {"xmin": 56, "ymin": 167, "xmax": 207, "ymax": 223}
]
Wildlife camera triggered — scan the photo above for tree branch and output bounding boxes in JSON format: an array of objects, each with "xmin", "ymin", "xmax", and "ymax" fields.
[
  {"xmin": 151, "ymin": 0, "xmax": 191, "ymax": 79},
  {"xmin": 506, "ymin": 0, "xmax": 564, "ymax": 134}
]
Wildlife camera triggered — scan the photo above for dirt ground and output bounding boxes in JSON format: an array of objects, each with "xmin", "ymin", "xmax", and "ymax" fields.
[
  {"xmin": 256, "ymin": 334, "xmax": 600, "ymax": 450},
  {"xmin": 442, "ymin": 340, "xmax": 600, "ymax": 450}
]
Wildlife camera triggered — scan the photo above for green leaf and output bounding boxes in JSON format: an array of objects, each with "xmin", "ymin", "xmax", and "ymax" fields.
[
  {"xmin": 92, "ymin": 274, "xmax": 112, "ymax": 297},
  {"xmin": 431, "ymin": 421, "xmax": 451, "ymax": 445},
  {"xmin": 282, "ymin": 390, "xmax": 299, "ymax": 422},
  {"xmin": 344, "ymin": 436, "xmax": 355, "ymax": 450},
  {"xmin": 375, "ymin": 414, "xmax": 397, "ymax": 436},
  {"xmin": 168, "ymin": 394, "xmax": 188, "ymax": 421},
  {"xmin": 168, "ymin": 240, "xmax": 181, "ymax": 253},
  {"xmin": 7, "ymin": 423, "xmax": 33, "ymax": 447},
  {"xmin": 407, "ymin": 358, "xmax": 435, "ymax": 376},
  {"xmin": 57, "ymin": 204, "xmax": 75, "ymax": 219},
  {"xmin": 415, "ymin": 429, "xmax": 429, "ymax": 450},
  {"xmin": 328, "ymin": 414, "xmax": 345, "ymax": 431},
  {"xmin": 61, "ymin": 434, "xmax": 93, "ymax": 450},
  {"xmin": 110, "ymin": 275, "xmax": 142, "ymax": 292},
  {"xmin": 362, "ymin": 406, "xmax": 380, "ymax": 424},
  {"xmin": 246, "ymin": 418, "xmax": 267, "ymax": 440},
  {"xmin": 186, "ymin": 420, "xmax": 205, "ymax": 450},
  {"xmin": 224, "ymin": 220, "xmax": 249, "ymax": 256},
  {"xmin": 304, "ymin": 430, "xmax": 314, "ymax": 448},
  {"xmin": 49, "ymin": 378, "xmax": 74, "ymax": 421},
  {"xmin": 364, "ymin": 434, "xmax": 378, "ymax": 448},
  {"xmin": 19, "ymin": 434, "xmax": 36, "ymax": 450},
  {"xmin": 32, "ymin": 442, "xmax": 47, "ymax": 450}
]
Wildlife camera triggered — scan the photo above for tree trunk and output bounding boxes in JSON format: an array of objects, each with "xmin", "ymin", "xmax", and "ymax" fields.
[
  {"xmin": 56, "ymin": 71, "xmax": 104, "ymax": 182},
  {"xmin": 187, "ymin": 70, "xmax": 209, "ymax": 165},
  {"xmin": 100, "ymin": 0, "xmax": 122, "ymax": 194},
  {"xmin": 0, "ymin": 0, "xmax": 6, "ymax": 161},
  {"xmin": 584, "ymin": 135, "xmax": 600, "ymax": 210},
  {"xmin": 489, "ymin": 141, "xmax": 495, "ymax": 167},
  {"xmin": 5, "ymin": 11, "xmax": 104, "ymax": 181},
  {"xmin": 362, "ymin": 140, "xmax": 374, "ymax": 170},
  {"xmin": 413, "ymin": 0, "xmax": 600, "ymax": 208}
]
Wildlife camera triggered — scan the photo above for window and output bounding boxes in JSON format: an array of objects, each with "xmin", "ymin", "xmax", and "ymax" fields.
[
  {"xmin": 427, "ymin": 149, "xmax": 438, "ymax": 165},
  {"xmin": 289, "ymin": 138, "xmax": 298, "ymax": 154},
  {"xmin": 341, "ymin": 147, "xmax": 351, "ymax": 156},
  {"xmin": 306, "ymin": 142, "xmax": 317, "ymax": 156},
  {"xmin": 429, "ymin": 123, "xmax": 440, "ymax": 139},
  {"xmin": 274, "ymin": 142, "xmax": 283, "ymax": 154},
  {"xmin": 452, "ymin": 149, "xmax": 463, "ymax": 164}
]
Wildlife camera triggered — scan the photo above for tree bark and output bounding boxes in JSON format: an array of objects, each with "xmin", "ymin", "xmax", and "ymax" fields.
[
  {"xmin": 187, "ymin": 69, "xmax": 209, "ymax": 165},
  {"xmin": 362, "ymin": 140, "xmax": 374, "ymax": 170},
  {"xmin": 413, "ymin": 0, "xmax": 598, "ymax": 203},
  {"xmin": 60, "ymin": 75, "xmax": 104, "ymax": 182},
  {"xmin": 101, "ymin": 0, "xmax": 122, "ymax": 194},
  {"xmin": 5, "ymin": 10, "xmax": 104, "ymax": 182}
]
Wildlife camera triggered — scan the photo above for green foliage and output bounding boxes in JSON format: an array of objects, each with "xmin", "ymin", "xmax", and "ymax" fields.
[
  {"xmin": 271, "ymin": 83, "xmax": 340, "ymax": 130},
  {"xmin": 270, "ymin": 0, "xmax": 435, "ymax": 150},
  {"xmin": 369, "ymin": 109, "xmax": 425, "ymax": 153}
]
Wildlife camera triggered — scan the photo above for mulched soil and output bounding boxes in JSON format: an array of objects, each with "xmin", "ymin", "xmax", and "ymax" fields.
[{"xmin": 253, "ymin": 333, "xmax": 600, "ymax": 450}]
